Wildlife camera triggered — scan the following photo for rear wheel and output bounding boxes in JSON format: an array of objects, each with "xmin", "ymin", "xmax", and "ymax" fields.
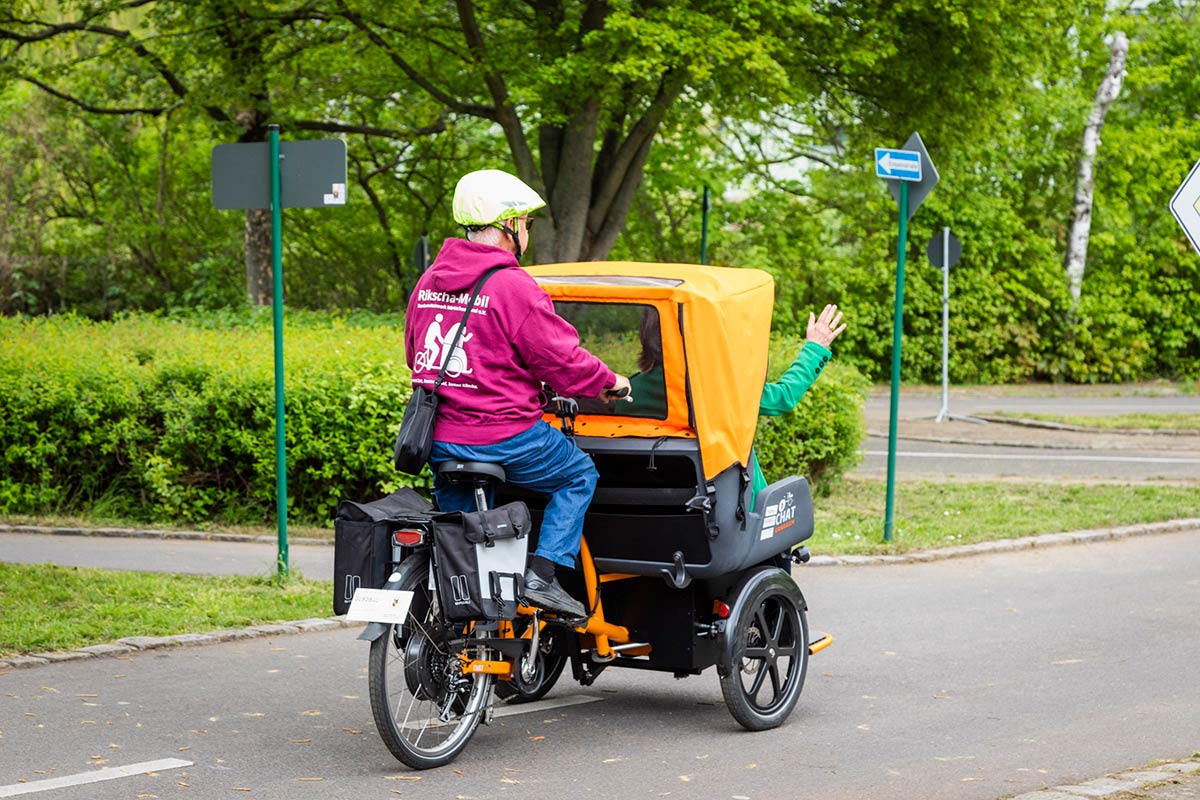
[
  {"xmin": 494, "ymin": 624, "xmax": 569, "ymax": 703},
  {"xmin": 719, "ymin": 569, "xmax": 808, "ymax": 731},
  {"xmin": 367, "ymin": 561, "xmax": 493, "ymax": 769}
]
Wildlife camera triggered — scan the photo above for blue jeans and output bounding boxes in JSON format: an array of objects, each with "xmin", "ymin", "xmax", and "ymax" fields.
[{"xmin": 429, "ymin": 421, "xmax": 598, "ymax": 569}]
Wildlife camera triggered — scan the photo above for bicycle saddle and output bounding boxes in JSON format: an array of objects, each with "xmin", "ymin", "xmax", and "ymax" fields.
[{"xmin": 437, "ymin": 460, "xmax": 507, "ymax": 484}]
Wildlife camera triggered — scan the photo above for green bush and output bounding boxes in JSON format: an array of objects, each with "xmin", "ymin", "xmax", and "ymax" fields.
[
  {"xmin": 753, "ymin": 334, "xmax": 868, "ymax": 492},
  {"xmin": 0, "ymin": 312, "xmax": 419, "ymax": 525},
  {"xmin": 0, "ymin": 315, "xmax": 865, "ymax": 525}
]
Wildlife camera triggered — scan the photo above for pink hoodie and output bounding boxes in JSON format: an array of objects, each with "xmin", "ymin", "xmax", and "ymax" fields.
[{"xmin": 404, "ymin": 238, "xmax": 616, "ymax": 445}]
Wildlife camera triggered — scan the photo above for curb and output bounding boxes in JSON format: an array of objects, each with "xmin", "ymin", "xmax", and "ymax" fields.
[
  {"xmin": 0, "ymin": 617, "xmax": 364, "ymax": 673},
  {"xmin": 866, "ymin": 429, "xmax": 1104, "ymax": 451},
  {"xmin": 1009, "ymin": 759, "xmax": 1200, "ymax": 800},
  {"xmin": 804, "ymin": 518, "xmax": 1200, "ymax": 567},
  {"xmin": 864, "ymin": 428, "xmax": 1200, "ymax": 451},
  {"xmin": 974, "ymin": 414, "xmax": 1200, "ymax": 437},
  {"xmin": 0, "ymin": 523, "xmax": 331, "ymax": 546}
]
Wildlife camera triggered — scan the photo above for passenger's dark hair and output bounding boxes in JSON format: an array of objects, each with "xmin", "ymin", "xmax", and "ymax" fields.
[{"xmin": 638, "ymin": 308, "xmax": 662, "ymax": 374}]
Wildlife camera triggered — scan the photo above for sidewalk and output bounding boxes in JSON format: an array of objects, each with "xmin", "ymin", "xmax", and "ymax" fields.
[{"xmin": 1010, "ymin": 759, "xmax": 1200, "ymax": 800}]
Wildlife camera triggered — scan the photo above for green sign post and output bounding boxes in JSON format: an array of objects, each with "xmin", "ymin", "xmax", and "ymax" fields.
[
  {"xmin": 875, "ymin": 133, "xmax": 938, "ymax": 542},
  {"xmin": 268, "ymin": 126, "xmax": 288, "ymax": 575},
  {"xmin": 212, "ymin": 129, "xmax": 348, "ymax": 576}
]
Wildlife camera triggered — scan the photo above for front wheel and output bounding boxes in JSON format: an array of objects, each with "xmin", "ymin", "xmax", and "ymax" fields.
[
  {"xmin": 718, "ymin": 569, "xmax": 809, "ymax": 731},
  {"xmin": 367, "ymin": 558, "xmax": 494, "ymax": 769}
]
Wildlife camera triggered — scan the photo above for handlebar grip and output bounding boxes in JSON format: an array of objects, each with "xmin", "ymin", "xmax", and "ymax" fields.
[{"xmin": 606, "ymin": 386, "xmax": 631, "ymax": 399}]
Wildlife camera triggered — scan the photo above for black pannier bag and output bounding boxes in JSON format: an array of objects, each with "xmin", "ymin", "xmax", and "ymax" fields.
[
  {"xmin": 333, "ymin": 487, "xmax": 433, "ymax": 615},
  {"xmin": 431, "ymin": 501, "xmax": 531, "ymax": 621}
]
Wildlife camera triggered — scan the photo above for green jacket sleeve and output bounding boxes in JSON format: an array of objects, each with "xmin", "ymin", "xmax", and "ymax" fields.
[{"xmin": 758, "ymin": 340, "xmax": 831, "ymax": 417}]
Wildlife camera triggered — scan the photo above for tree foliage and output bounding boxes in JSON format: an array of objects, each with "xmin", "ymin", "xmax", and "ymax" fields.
[{"xmin": 1, "ymin": 0, "xmax": 1198, "ymax": 381}]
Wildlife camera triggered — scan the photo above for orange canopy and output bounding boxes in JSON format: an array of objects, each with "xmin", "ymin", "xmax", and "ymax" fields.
[{"xmin": 526, "ymin": 262, "xmax": 774, "ymax": 480}]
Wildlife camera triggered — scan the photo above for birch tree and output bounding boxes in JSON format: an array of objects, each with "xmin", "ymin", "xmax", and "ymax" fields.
[{"xmin": 1065, "ymin": 31, "xmax": 1129, "ymax": 309}]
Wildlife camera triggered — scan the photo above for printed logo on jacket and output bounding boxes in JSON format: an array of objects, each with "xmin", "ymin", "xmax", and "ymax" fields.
[{"xmin": 412, "ymin": 292, "xmax": 492, "ymax": 389}]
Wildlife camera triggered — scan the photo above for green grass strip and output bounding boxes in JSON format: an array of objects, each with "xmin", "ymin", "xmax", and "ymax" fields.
[
  {"xmin": 815, "ymin": 479, "xmax": 1200, "ymax": 555},
  {"xmin": 0, "ymin": 563, "xmax": 330, "ymax": 658},
  {"xmin": 985, "ymin": 411, "xmax": 1200, "ymax": 431}
]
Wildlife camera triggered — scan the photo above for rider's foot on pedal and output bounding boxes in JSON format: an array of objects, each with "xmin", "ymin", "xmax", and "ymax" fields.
[{"xmin": 523, "ymin": 569, "xmax": 586, "ymax": 618}]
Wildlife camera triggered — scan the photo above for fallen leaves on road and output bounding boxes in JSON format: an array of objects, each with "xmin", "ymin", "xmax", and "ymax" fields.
[
  {"xmin": 297, "ymin": 777, "xmax": 323, "ymax": 782},
  {"xmin": 300, "ymin": 710, "xmax": 322, "ymax": 716},
  {"xmin": 1053, "ymin": 659, "xmax": 1084, "ymax": 665},
  {"xmin": 384, "ymin": 776, "xmax": 422, "ymax": 781},
  {"xmin": 528, "ymin": 736, "xmax": 544, "ymax": 741},
  {"xmin": 289, "ymin": 738, "xmax": 312, "ymax": 744},
  {"xmin": 342, "ymin": 728, "xmax": 363, "ymax": 734}
]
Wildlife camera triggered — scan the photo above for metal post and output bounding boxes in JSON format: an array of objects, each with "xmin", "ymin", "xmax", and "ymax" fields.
[
  {"xmin": 883, "ymin": 182, "xmax": 909, "ymax": 543},
  {"xmin": 268, "ymin": 124, "xmax": 289, "ymax": 577},
  {"xmin": 935, "ymin": 226, "xmax": 950, "ymax": 423},
  {"xmin": 700, "ymin": 185, "xmax": 710, "ymax": 265}
]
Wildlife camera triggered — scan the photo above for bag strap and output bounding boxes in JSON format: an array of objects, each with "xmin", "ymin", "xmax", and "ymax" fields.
[{"xmin": 432, "ymin": 265, "xmax": 505, "ymax": 392}]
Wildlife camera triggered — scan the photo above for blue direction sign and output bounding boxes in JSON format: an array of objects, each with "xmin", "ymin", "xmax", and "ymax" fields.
[{"xmin": 875, "ymin": 148, "xmax": 922, "ymax": 182}]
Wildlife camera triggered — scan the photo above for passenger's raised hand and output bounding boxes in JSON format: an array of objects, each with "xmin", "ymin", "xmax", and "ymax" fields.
[{"xmin": 806, "ymin": 304, "xmax": 847, "ymax": 348}]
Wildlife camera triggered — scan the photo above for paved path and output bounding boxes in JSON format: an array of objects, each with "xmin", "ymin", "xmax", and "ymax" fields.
[
  {"xmin": 857, "ymin": 392, "xmax": 1200, "ymax": 482},
  {"xmin": 0, "ymin": 532, "xmax": 335, "ymax": 580},
  {"xmin": 2, "ymin": 528, "xmax": 1198, "ymax": 799}
]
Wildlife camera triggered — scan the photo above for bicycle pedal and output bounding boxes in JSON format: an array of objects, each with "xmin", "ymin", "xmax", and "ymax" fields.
[{"xmin": 544, "ymin": 612, "xmax": 588, "ymax": 628}]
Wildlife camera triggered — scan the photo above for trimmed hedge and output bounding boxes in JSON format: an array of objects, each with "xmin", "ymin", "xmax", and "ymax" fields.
[{"xmin": 0, "ymin": 314, "xmax": 865, "ymax": 524}]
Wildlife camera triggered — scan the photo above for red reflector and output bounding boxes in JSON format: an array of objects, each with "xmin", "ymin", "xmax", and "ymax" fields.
[
  {"xmin": 713, "ymin": 600, "xmax": 731, "ymax": 619},
  {"xmin": 393, "ymin": 529, "xmax": 424, "ymax": 546}
]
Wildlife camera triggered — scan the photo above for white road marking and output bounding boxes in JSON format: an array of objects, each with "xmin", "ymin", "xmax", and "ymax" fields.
[
  {"xmin": 0, "ymin": 758, "xmax": 193, "ymax": 798},
  {"xmin": 491, "ymin": 693, "xmax": 603, "ymax": 719},
  {"xmin": 863, "ymin": 450, "xmax": 1200, "ymax": 465},
  {"xmin": 398, "ymin": 693, "xmax": 603, "ymax": 732}
]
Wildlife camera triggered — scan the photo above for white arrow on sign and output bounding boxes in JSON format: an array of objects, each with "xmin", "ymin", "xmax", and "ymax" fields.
[
  {"xmin": 879, "ymin": 154, "xmax": 912, "ymax": 174},
  {"xmin": 1170, "ymin": 157, "xmax": 1200, "ymax": 257}
]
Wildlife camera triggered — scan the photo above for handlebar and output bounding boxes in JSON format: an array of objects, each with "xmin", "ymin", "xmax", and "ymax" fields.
[{"xmin": 605, "ymin": 386, "xmax": 633, "ymax": 402}]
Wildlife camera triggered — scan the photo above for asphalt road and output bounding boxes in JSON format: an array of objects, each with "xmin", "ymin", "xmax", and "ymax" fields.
[
  {"xmin": 865, "ymin": 392, "xmax": 1200, "ymax": 419},
  {"xmin": 3, "ymin": 528, "xmax": 1199, "ymax": 800},
  {"xmin": 0, "ymin": 533, "xmax": 335, "ymax": 580},
  {"xmin": 857, "ymin": 438, "xmax": 1200, "ymax": 481},
  {"xmin": 858, "ymin": 392, "xmax": 1200, "ymax": 482}
]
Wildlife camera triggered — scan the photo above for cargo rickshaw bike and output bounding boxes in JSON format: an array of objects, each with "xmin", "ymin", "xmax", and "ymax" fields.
[{"xmin": 335, "ymin": 261, "xmax": 833, "ymax": 770}]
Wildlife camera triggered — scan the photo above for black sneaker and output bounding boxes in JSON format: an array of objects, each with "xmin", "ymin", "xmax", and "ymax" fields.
[{"xmin": 523, "ymin": 569, "xmax": 587, "ymax": 618}]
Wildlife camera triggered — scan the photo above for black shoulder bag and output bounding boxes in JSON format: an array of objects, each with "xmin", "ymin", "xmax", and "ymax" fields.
[{"xmin": 393, "ymin": 266, "xmax": 504, "ymax": 474}]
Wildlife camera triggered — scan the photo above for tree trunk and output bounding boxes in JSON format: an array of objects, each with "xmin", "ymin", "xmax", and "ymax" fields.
[
  {"xmin": 245, "ymin": 207, "xmax": 273, "ymax": 305},
  {"xmin": 1065, "ymin": 31, "xmax": 1129, "ymax": 310}
]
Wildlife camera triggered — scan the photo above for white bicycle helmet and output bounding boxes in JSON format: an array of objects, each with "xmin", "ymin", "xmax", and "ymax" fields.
[{"xmin": 453, "ymin": 169, "xmax": 545, "ymax": 258}]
